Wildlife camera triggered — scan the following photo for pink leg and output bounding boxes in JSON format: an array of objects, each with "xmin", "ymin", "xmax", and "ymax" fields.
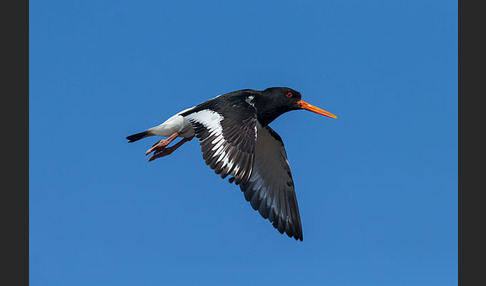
[
  {"xmin": 148, "ymin": 136, "xmax": 195, "ymax": 162},
  {"xmin": 145, "ymin": 132, "xmax": 181, "ymax": 155}
]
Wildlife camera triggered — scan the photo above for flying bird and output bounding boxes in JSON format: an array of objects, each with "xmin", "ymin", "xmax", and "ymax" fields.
[{"xmin": 126, "ymin": 87, "xmax": 337, "ymax": 241}]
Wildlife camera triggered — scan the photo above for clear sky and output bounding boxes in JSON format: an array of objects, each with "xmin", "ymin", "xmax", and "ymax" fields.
[{"xmin": 30, "ymin": 0, "xmax": 457, "ymax": 285}]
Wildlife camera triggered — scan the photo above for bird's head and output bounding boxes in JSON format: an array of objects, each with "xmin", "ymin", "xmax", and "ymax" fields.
[{"xmin": 261, "ymin": 87, "xmax": 338, "ymax": 122}]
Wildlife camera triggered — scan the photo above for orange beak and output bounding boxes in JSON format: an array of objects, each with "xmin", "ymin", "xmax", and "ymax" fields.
[{"xmin": 297, "ymin": 100, "xmax": 338, "ymax": 119}]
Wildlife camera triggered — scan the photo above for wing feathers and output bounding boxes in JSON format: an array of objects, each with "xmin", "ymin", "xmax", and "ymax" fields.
[
  {"xmin": 182, "ymin": 96, "xmax": 257, "ymax": 185},
  {"xmin": 182, "ymin": 93, "xmax": 303, "ymax": 240},
  {"xmin": 240, "ymin": 125, "xmax": 303, "ymax": 241}
]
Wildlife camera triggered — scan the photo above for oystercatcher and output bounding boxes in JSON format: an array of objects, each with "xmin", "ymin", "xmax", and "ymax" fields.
[{"xmin": 127, "ymin": 87, "xmax": 337, "ymax": 241}]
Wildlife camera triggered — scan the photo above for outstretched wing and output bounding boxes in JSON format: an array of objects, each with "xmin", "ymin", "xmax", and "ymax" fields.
[
  {"xmin": 240, "ymin": 125, "xmax": 303, "ymax": 241},
  {"xmin": 182, "ymin": 93, "xmax": 257, "ymax": 185}
]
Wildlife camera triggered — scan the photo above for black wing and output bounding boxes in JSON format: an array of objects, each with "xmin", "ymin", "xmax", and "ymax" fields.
[
  {"xmin": 240, "ymin": 125, "xmax": 303, "ymax": 241},
  {"xmin": 182, "ymin": 92, "xmax": 257, "ymax": 185}
]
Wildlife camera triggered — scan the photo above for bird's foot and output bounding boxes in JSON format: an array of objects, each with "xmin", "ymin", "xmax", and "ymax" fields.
[
  {"xmin": 145, "ymin": 132, "xmax": 181, "ymax": 155},
  {"xmin": 147, "ymin": 146, "xmax": 178, "ymax": 161},
  {"xmin": 145, "ymin": 139, "xmax": 171, "ymax": 155},
  {"xmin": 147, "ymin": 135, "xmax": 194, "ymax": 162}
]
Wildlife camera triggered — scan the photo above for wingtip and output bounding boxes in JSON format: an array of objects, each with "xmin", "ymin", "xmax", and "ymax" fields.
[{"xmin": 288, "ymin": 231, "xmax": 303, "ymax": 242}]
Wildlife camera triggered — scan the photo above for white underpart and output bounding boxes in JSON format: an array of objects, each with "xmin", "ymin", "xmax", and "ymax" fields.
[
  {"xmin": 184, "ymin": 109, "xmax": 234, "ymax": 171},
  {"xmin": 148, "ymin": 107, "xmax": 195, "ymax": 138}
]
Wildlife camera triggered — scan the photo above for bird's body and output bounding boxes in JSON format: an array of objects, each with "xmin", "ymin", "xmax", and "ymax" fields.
[
  {"xmin": 130, "ymin": 108, "xmax": 195, "ymax": 139},
  {"xmin": 151, "ymin": 110, "xmax": 194, "ymax": 137},
  {"xmin": 127, "ymin": 87, "xmax": 337, "ymax": 241}
]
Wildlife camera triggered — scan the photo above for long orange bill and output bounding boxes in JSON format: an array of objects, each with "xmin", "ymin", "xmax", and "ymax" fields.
[{"xmin": 297, "ymin": 100, "xmax": 338, "ymax": 119}]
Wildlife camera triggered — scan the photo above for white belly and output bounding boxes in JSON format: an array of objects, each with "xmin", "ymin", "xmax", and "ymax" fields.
[{"xmin": 149, "ymin": 108, "xmax": 195, "ymax": 138}]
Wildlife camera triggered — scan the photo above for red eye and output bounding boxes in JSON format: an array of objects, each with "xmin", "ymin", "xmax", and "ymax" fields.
[{"xmin": 286, "ymin": 92, "xmax": 293, "ymax": 98}]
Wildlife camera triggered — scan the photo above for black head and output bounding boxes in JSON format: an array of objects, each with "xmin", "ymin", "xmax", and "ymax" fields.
[
  {"xmin": 261, "ymin": 87, "xmax": 303, "ymax": 109},
  {"xmin": 256, "ymin": 87, "xmax": 337, "ymax": 126}
]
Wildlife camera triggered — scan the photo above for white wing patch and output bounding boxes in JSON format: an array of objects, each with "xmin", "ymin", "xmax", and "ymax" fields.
[
  {"xmin": 245, "ymin": 95, "xmax": 255, "ymax": 106},
  {"xmin": 184, "ymin": 107, "xmax": 256, "ymax": 184},
  {"xmin": 187, "ymin": 109, "xmax": 224, "ymax": 135},
  {"xmin": 184, "ymin": 109, "xmax": 235, "ymax": 178}
]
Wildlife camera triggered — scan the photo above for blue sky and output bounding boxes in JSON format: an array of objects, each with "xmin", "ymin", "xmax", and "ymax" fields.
[{"xmin": 30, "ymin": 1, "xmax": 457, "ymax": 285}]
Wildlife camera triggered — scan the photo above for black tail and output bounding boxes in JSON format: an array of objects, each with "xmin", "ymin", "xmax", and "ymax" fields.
[{"xmin": 126, "ymin": 131, "xmax": 151, "ymax": 143}]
